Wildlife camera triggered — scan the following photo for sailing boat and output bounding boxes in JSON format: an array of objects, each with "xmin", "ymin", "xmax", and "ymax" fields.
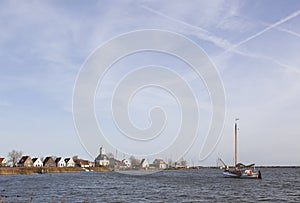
[{"xmin": 219, "ymin": 119, "xmax": 262, "ymax": 179}]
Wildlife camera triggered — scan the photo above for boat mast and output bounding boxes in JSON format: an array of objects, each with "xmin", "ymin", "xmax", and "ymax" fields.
[{"xmin": 234, "ymin": 118, "xmax": 239, "ymax": 169}]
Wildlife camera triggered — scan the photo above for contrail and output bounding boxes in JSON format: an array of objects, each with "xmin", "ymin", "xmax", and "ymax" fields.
[
  {"xmin": 141, "ymin": 5, "xmax": 300, "ymax": 74},
  {"xmin": 140, "ymin": 5, "xmax": 233, "ymax": 51},
  {"xmin": 223, "ymin": 9, "xmax": 300, "ymax": 53},
  {"xmin": 275, "ymin": 26, "xmax": 300, "ymax": 38},
  {"xmin": 259, "ymin": 19, "xmax": 300, "ymax": 38}
]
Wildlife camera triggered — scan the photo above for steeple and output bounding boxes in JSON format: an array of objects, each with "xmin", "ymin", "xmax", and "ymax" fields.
[{"xmin": 100, "ymin": 146, "xmax": 106, "ymax": 155}]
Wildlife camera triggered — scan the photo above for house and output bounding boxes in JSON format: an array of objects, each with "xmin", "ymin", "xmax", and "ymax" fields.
[
  {"xmin": 73, "ymin": 157, "xmax": 90, "ymax": 168},
  {"xmin": 115, "ymin": 160, "xmax": 127, "ymax": 170},
  {"xmin": 55, "ymin": 157, "xmax": 66, "ymax": 167},
  {"xmin": 64, "ymin": 158, "xmax": 75, "ymax": 167},
  {"xmin": 140, "ymin": 159, "xmax": 149, "ymax": 168},
  {"xmin": 0, "ymin": 158, "xmax": 7, "ymax": 167},
  {"xmin": 73, "ymin": 156, "xmax": 80, "ymax": 167},
  {"xmin": 32, "ymin": 158, "xmax": 43, "ymax": 167},
  {"xmin": 95, "ymin": 147, "xmax": 110, "ymax": 167},
  {"xmin": 79, "ymin": 160, "xmax": 90, "ymax": 168},
  {"xmin": 89, "ymin": 161, "xmax": 95, "ymax": 167},
  {"xmin": 153, "ymin": 159, "xmax": 167, "ymax": 169},
  {"xmin": 122, "ymin": 159, "xmax": 131, "ymax": 168},
  {"xmin": 17, "ymin": 156, "xmax": 33, "ymax": 167},
  {"xmin": 43, "ymin": 157, "xmax": 56, "ymax": 167}
]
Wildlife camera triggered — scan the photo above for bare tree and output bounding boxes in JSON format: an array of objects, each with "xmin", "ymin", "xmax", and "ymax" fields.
[
  {"xmin": 7, "ymin": 150, "xmax": 23, "ymax": 167},
  {"xmin": 168, "ymin": 158, "xmax": 173, "ymax": 168},
  {"xmin": 107, "ymin": 153, "xmax": 115, "ymax": 168},
  {"xmin": 180, "ymin": 159, "xmax": 187, "ymax": 168},
  {"xmin": 107, "ymin": 153, "xmax": 114, "ymax": 159},
  {"xmin": 129, "ymin": 155, "xmax": 135, "ymax": 163},
  {"xmin": 129, "ymin": 155, "xmax": 141, "ymax": 168}
]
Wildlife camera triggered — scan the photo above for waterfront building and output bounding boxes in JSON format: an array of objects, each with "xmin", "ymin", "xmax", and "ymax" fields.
[
  {"xmin": 32, "ymin": 158, "xmax": 43, "ymax": 167},
  {"xmin": 55, "ymin": 157, "xmax": 66, "ymax": 167},
  {"xmin": 141, "ymin": 159, "xmax": 149, "ymax": 168},
  {"xmin": 43, "ymin": 157, "xmax": 56, "ymax": 167},
  {"xmin": 153, "ymin": 159, "xmax": 167, "ymax": 169},
  {"xmin": 17, "ymin": 156, "xmax": 33, "ymax": 167},
  {"xmin": 95, "ymin": 147, "xmax": 110, "ymax": 167},
  {"xmin": 122, "ymin": 159, "xmax": 131, "ymax": 168},
  {"xmin": 0, "ymin": 158, "xmax": 7, "ymax": 167},
  {"xmin": 64, "ymin": 158, "xmax": 75, "ymax": 167}
]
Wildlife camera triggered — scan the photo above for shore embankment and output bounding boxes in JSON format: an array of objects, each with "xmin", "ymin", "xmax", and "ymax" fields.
[
  {"xmin": 1, "ymin": 166, "xmax": 299, "ymax": 176},
  {"xmin": 0, "ymin": 166, "xmax": 110, "ymax": 175}
]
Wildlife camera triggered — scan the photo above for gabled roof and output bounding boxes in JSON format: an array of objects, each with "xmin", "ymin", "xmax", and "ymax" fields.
[
  {"xmin": 0, "ymin": 158, "xmax": 6, "ymax": 163},
  {"xmin": 64, "ymin": 158, "xmax": 73, "ymax": 162},
  {"xmin": 153, "ymin": 159, "xmax": 166, "ymax": 164},
  {"xmin": 32, "ymin": 158, "xmax": 42, "ymax": 163},
  {"xmin": 80, "ymin": 160, "xmax": 89, "ymax": 165},
  {"xmin": 95, "ymin": 154, "xmax": 109, "ymax": 161},
  {"xmin": 32, "ymin": 158, "xmax": 38, "ymax": 162},
  {"xmin": 55, "ymin": 157, "xmax": 65, "ymax": 163},
  {"xmin": 122, "ymin": 159, "xmax": 130, "ymax": 163},
  {"xmin": 141, "ymin": 159, "xmax": 148, "ymax": 164},
  {"xmin": 43, "ymin": 156, "xmax": 54, "ymax": 164},
  {"xmin": 18, "ymin": 156, "xmax": 31, "ymax": 164}
]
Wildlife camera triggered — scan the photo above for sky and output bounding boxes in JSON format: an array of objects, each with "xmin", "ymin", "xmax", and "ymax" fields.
[{"xmin": 1, "ymin": 0, "xmax": 300, "ymax": 166}]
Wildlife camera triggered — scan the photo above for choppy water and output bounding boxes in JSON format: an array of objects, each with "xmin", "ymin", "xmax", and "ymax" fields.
[{"xmin": 0, "ymin": 168, "xmax": 300, "ymax": 202}]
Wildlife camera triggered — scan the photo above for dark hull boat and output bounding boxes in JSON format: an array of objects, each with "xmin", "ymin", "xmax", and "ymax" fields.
[
  {"xmin": 223, "ymin": 167, "xmax": 262, "ymax": 179},
  {"xmin": 220, "ymin": 119, "xmax": 262, "ymax": 179}
]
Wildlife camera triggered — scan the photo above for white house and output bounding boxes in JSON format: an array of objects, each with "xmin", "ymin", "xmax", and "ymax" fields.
[
  {"xmin": 122, "ymin": 159, "xmax": 131, "ymax": 168},
  {"xmin": 95, "ymin": 147, "xmax": 110, "ymax": 167},
  {"xmin": 55, "ymin": 157, "xmax": 66, "ymax": 167},
  {"xmin": 32, "ymin": 158, "xmax": 43, "ymax": 167},
  {"xmin": 64, "ymin": 158, "xmax": 75, "ymax": 167},
  {"xmin": 141, "ymin": 159, "xmax": 149, "ymax": 168},
  {"xmin": 153, "ymin": 159, "xmax": 167, "ymax": 169}
]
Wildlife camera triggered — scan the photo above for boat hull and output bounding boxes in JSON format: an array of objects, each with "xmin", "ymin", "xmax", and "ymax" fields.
[{"xmin": 223, "ymin": 170, "xmax": 261, "ymax": 179}]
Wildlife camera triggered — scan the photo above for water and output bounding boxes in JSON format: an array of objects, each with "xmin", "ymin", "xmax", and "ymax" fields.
[{"xmin": 0, "ymin": 168, "xmax": 300, "ymax": 202}]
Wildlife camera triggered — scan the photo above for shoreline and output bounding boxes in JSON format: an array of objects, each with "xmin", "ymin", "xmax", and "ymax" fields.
[
  {"xmin": 0, "ymin": 166, "xmax": 111, "ymax": 176},
  {"xmin": 1, "ymin": 165, "xmax": 299, "ymax": 176}
]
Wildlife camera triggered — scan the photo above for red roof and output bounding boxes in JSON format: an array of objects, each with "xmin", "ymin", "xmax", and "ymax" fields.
[
  {"xmin": 81, "ymin": 160, "xmax": 89, "ymax": 165},
  {"xmin": 0, "ymin": 158, "xmax": 5, "ymax": 163}
]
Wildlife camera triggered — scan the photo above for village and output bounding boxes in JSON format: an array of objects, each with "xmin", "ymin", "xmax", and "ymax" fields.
[{"xmin": 0, "ymin": 146, "xmax": 189, "ymax": 171}]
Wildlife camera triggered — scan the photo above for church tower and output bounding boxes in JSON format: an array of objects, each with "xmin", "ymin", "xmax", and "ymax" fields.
[{"xmin": 100, "ymin": 146, "xmax": 106, "ymax": 155}]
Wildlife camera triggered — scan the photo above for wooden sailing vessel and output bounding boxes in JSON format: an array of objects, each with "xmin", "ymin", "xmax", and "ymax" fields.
[{"xmin": 220, "ymin": 119, "xmax": 262, "ymax": 179}]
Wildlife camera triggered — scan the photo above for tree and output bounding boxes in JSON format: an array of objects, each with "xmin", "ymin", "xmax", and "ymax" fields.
[
  {"xmin": 7, "ymin": 150, "xmax": 23, "ymax": 167},
  {"xmin": 129, "ymin": 155, "xmax": 141, "ymax": 168},
  {"xmin": 180, "ymin": 159, "xmax": 187, "ymax": 168},
  {"xmin": 107, "ymin": 153, "xmax": 114, "ymax": 159},
  {"xmin": 107, "ymin": 153, "xmax": 115, "ymax": 168},
  {"xmin": 168, "ymin": 158, "xmax": 173, "ymax": 168}
]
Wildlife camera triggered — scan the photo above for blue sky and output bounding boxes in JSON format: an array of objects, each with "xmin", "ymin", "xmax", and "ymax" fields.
[{"xmin": 1, "ymin": 0, "xmax": 300, "ymax": 166}]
